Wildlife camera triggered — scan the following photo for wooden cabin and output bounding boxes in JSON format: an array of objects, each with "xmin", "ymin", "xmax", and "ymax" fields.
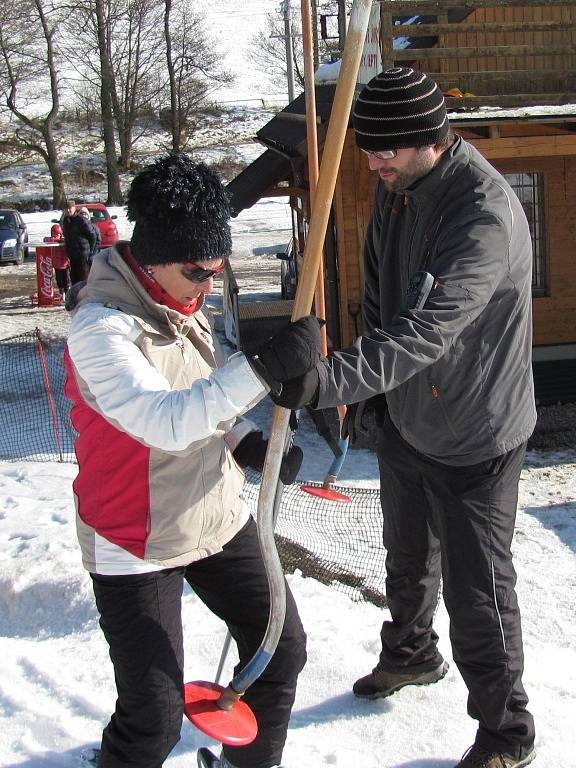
[{"xmin": 227, "ymin": 0, "xmax": 576, "ymax": 403}]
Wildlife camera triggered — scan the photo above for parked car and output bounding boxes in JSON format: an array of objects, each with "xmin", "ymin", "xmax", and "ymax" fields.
[
  {"xmin": 0, "ymin": 209, "xmax": 29, "ymax": 265},
  {"xmin": 54, "ymin": 202, "xmax": 119, "ymax": 250}
]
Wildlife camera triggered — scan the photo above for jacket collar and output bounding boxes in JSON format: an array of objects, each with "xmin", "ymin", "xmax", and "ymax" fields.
[
  {"xmin": 403, "ymin": 136, "xmax": 469, "ymax": 204},
  {"xmin": 74, "ymin": 242, "xmax": 202, "ymax": 336}
]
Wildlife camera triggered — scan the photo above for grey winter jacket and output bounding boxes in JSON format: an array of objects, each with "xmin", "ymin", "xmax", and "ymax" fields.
[{"xmin": 316, "ymin": 137, "xmax": 536, "ymax": 465}]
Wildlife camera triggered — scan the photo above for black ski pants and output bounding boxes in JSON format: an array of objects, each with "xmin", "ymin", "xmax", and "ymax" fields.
[
  {"xmin": 376, "ymin": 418, "xmax": 535, "ymax": 755},
  {"xmin": 91, "ymin": 518, "xmax": 307, "ymax": 768}
]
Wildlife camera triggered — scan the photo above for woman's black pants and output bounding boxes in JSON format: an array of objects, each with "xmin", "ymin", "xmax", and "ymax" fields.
[{"xmin": 91, "ymin": 518, "xmax": 307, "ymax": 768}]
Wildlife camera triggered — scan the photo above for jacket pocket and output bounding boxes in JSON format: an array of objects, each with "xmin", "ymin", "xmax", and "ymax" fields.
[{"xmin": 430, "ymin": 384, "xmax": 459, "ymax": 442}]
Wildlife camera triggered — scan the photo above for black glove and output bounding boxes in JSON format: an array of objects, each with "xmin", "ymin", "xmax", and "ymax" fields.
[
  {"xmin": 270, "ymin": 367, "xmax": 320, "ymax": 411},
  {"xmin": 233, "ymin": 431, "xmax": 303, "ymax": 485},
  {"xmin": 341, "ymin": 394, "xmax": 387, "ymax": 445},
  {"xmin": 305, "ymin": 406, "xmax": 343, "ymax": 458},
  {"xmin": 251, "ymin": 317, "xmax": 323, "ymax": 390}
]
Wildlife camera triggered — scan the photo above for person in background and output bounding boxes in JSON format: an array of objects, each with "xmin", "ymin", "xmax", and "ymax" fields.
[
  {"xmin": 266, "ymin": 67, "xmax": 537, "ymax": 768},
  {"xmin": 79, "ymin": 206, "xmax": 101, "ymax": 267},
  {"xmin": 64, "ymin": 154, "xmax": 322, "ymax": 768},
  {"xmin": 49, "ymin": 221, "xmax": 70, "ymax": 302},
  {"xmin": 61, "ymin": 200, "xmax": 98, "ymax": 285}
]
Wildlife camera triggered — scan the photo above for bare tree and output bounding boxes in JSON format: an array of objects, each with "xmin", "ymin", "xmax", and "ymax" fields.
[
  {"xmin": 67, "ymin": 0, "xmax": 164, "ymax": 173},
  {"xmin": 251, "ymin": 7, "xmax": 305, "ymax": 96},
  {"xmin": 161, "ymin": 0, "xmax": 233, "ymax": 152},
  {"xmin": 94, "ymin": 0, "xmax": 123, "ymax": 203},
  {"xmin": 108, "ymin": 0, "xmax": 164, "ymax": 169},
  {"xmin": 250, "ymin": 1, "xmax": 344, "ymax": 100},
  {"xmin": 0, "ymin": 0, "xmax": 68, "ymax": 208}
]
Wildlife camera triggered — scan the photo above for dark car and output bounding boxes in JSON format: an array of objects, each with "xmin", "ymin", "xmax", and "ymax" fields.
[
  {"xmin": 0, "ymin": 209, "xmax": 29, "ymax": 265},
  {"xmin": 277, "ymin": 240, "xmax": 298, "ymax": 300},
  {"xmin": 54, "ymin": 202, "xmax": 119, "ymax": 250}
]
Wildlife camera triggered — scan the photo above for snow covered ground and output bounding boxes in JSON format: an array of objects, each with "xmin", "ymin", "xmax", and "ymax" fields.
[
  {"xmin": 0, "ymin": 439, "xmax": 575, "ymax": 768},
  {"xmin": 1, "ymin": 201, "xmax": 575, "ymax": 768}
]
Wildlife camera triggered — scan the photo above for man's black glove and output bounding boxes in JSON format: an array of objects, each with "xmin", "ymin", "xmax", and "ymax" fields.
[
  {"xmin": 270, "ymin": 367, "xmax": 321, "ymax": 411},
  {"xmin": 306, "ymin": 405, "xmax": 343, "ymax": 458},
  {"xmin": 233, "ymin": 430, "xmax": 303, "ymax": 485},
  {"xmin": 249, "ymin": 316, "xmax": 323, "ymax": 392},
  {"xmin": 341, "ymin": 394, "xmax": 387, "ymax": 445}
]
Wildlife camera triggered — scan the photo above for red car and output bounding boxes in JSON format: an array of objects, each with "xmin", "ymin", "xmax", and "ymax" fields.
[{"xmin": 55, "ymin": 202, "xmax": 119, "ymax": 250}]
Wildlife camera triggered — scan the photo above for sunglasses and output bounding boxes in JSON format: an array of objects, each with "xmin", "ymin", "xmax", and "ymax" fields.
[
  {"xmin": 361, "ymin": 148, "xmax": 398, "ymax": 160},
  {"xmin": 181, "ymin": 259, "xmax": 227, "ymax": 283}
]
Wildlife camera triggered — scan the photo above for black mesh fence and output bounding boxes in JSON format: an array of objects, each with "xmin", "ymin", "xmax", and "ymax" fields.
[
  {"xmin": 0, "ymin": 330, "xmax": 387, "ymax": 605},
  {"xmin": 0, "ymin": 330, "xmax": 76, "ymax": 462},
  {"xmin": 242, "ymin": 469, "xmax": 386, "ymax": 606}
]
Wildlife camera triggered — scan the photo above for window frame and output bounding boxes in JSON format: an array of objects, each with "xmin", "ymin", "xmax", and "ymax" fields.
[{"xmin": 503, "ymin": 170, "xmax": 548, "ymax": 298}]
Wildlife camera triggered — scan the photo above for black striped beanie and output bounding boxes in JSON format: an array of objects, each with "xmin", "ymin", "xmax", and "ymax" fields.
[{"xmin": 353, "ymin": 67, "xmax": 449, "ymax": 151}]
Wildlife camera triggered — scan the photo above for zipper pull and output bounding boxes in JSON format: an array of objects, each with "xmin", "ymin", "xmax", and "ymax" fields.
[{"xmin": 432, "ymin": 385, "xmax": 440, "ymax": 398}]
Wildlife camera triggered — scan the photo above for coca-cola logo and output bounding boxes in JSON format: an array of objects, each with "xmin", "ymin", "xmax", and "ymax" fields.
[{"xmin": 38, "ymin": 252, "xmax": 53, "ymax": 298}]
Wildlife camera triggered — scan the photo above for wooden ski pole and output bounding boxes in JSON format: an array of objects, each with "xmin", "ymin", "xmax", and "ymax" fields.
[{"xmin": 243, "ymin": 0, "xmax": 373, "ymax": 696}]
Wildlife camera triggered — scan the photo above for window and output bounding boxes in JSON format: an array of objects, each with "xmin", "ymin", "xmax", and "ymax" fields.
[{"xmin": 504, "ymin": 172, "xmax": 547, "ymax": 296}]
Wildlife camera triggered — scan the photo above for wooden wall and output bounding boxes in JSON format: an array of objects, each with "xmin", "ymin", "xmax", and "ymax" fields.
[
  {"xmin": 431, "ymin": 4, "xmax": 576, "ymax": 81},
  {"xmin": 405, "ymin": 3, "xmax": 576, "ymax": 98},
  {"xmin": 332, "ymin": 128, "xmax": 576, "ymax": 348},
  {"xmin": 333, "ymin": 132, "xmax": 374, "ymax": 346}
]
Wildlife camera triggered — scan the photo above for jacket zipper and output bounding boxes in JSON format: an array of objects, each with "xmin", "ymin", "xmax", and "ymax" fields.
[
  {"xmin": 175, "ymin": 336, "xmax": 186, "ymax": 362},
  {"xmin": 407, "ymin": 205, "xmax": 419, "ymax": 279}
]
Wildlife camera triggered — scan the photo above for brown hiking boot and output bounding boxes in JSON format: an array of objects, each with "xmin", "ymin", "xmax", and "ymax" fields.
[
  {"xmin": 455, "ymin": 744, "xmax": 536, "ymax": 768},
  {"xmin": 352, "ymin": 660, "xmax": 448, "ymax": 699}
]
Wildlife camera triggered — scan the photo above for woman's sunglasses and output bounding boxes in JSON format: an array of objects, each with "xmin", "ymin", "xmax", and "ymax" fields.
[{"xmin": 181, "ymin": 259, "xmax": 227, "ymax": 283}]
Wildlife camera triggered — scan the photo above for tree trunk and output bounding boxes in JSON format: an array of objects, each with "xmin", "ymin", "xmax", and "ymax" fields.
[
  {"xmin": 95, "ymin": 0, "xmax": 123, "ymax": 204},
  {"xmin": 163, "ymin": 0, "xmax": 180, "ymax": 152},
  {"xmin": 43, "ymin": 130, "xmax": 67, "ymax": 209}
]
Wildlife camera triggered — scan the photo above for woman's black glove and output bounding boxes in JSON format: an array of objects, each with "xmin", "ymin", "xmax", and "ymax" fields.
[
  {"xmin": 249, "ymin": 316, "xmax": 323, "ymax": 393},
  {"xmin": 233, "ymin": 430, "xmax": 303, "ymax": 485}
]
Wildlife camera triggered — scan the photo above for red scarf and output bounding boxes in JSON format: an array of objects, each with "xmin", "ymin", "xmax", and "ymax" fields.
[{"xmin": 123, "ymin": 247, "xmax": 200, "ymax": 316}]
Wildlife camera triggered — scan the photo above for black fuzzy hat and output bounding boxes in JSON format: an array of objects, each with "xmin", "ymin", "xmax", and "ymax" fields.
[
  {"xmin": 353, "ymin": 67, "xmax": 449, "ymax": 151},
  {"xmin": 126, "ymin": 153, "xmax": 232, "ymax": 265}
]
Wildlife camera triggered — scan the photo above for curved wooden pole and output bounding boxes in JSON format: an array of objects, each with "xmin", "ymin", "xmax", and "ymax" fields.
[{"xmin": 234, "ymin": 0, "xmax": 373, "ymax": 695}]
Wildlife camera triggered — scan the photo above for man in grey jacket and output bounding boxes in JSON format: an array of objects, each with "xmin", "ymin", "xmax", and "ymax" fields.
[{"xmin": 265, "ymin": 67, "xmax": 537, "ymax": 768}]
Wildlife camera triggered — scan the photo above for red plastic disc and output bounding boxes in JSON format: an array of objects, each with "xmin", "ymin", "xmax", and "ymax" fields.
[
  {"xmin": 300, "ymin": 484, "xmax": 351, "ymax": 503},
  {"xmin": 183, "ymin": 681, "xmax": 258, "ymax": 746}
]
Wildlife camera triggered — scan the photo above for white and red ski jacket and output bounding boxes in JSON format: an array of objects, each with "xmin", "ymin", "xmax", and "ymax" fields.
[{"xmin": 65, "ymin": 245, "xmax": 267, "ymax": 575}]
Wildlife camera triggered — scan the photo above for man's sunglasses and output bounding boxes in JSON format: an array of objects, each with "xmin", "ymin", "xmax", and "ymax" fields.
[
  {"xmin": 181, "ymin": 259, "xmax": 227, "ymax": 283},
  {"xmin": 361, "ymin": 148, "xmax": 398, "ymax": 160}
]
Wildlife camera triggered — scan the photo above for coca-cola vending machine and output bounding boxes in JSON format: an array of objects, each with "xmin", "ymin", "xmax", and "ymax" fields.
[{"xmin": 35, "ymin": 244, "xmax": 61, "ymax": 306}]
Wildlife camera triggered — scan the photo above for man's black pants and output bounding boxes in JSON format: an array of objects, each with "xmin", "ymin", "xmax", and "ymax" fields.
[
  {"xmin": 376, "ymin": 419, "xmax": 535, "ymax": 755},
  {"xmin": 91, "ymin": 518, "xmax": 307, "ymax": 768}
]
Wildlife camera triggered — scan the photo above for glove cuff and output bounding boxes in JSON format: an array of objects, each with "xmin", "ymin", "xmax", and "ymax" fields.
[{"xmin": 247, "ymin": 355, "xmax": 282, "ymax": 396}]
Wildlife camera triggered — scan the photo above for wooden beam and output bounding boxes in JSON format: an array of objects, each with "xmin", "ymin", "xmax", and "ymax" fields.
[
  {"xmin": 431, "ymin": 69, "xmax": 576, "ymax": 85},
  {"xmin": 379, "ymin": 0, "xmax": 576, "ymax": 10},
  {"xmin": 392, "ymin": 20, "xmax": 576, "ymax": 35},
  {"xmin": 445, "ymin": 93, "xmax": 576, "ymax": 107},
  {"xmin": 469, "ymin": 133, "xmax": 576, "ymax": 158},
  {"xmin": 394, "ymin": 43, "xmax": 576, "ymax": 60},
  {"xmin": 264, "ymin": 186, "xmax": 308, "ymax": 199}
]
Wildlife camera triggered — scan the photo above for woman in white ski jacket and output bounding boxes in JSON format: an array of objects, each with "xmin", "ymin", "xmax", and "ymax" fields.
[{"xmin": 65, "ymin": 155, "xmax": 318, "ymax": 768}]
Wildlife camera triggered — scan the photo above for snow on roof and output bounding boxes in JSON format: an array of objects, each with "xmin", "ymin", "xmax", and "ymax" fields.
[
  {"xmin": 448, "ymin": 103, "xmax": 576, "ymax": 122},
  {"xmin": 315, "ymin": 60, "xmax": 341, "ymax": 84}
]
